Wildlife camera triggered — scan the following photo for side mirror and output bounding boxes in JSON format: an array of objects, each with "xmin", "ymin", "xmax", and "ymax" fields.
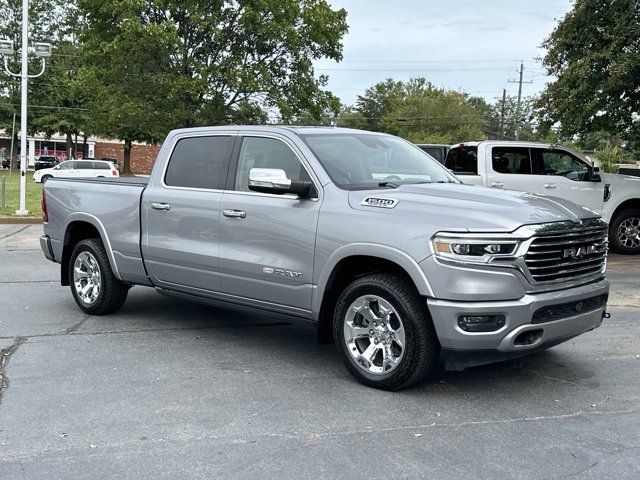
[
  {"xmin": 589, "ymin": 166, "xmax": 601, "ymax": 182},
  {"xmin": 248, "ymin": 168, "xmax": 315, "ymax": 198}
]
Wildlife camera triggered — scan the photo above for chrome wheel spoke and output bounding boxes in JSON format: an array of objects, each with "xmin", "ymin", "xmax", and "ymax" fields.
[
  {"xmin": 343, "ymin": 294, "xmax": 406, "ymax": 376},
  {"xmin": 73, "ymin": 252, "xmax": 101, "ymax": 306}
]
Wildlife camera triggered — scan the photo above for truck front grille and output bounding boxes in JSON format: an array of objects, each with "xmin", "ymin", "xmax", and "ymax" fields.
[{"xmin": 524, "ymin": 224, "xmax": 608, "ymax": 283}]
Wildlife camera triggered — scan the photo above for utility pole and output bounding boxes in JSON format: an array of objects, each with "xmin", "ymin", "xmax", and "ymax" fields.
[
  {"xmin": 0, "ymin": 1, "xmax": 51, "ymax": 215},
  {"xmin": 507, "ymin": 61, "xmax": 533, "ymax": 141},
  {"xmin": 498, "ymin": 89, "xmax": 506, "ymax": 140}
]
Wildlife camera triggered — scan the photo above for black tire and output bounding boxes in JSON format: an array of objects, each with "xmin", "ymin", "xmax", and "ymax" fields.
[
  {"xmin": 609, "ymin": 209, "xmax": 640, "ymax": 254},
  {"xmin": 41, "ymin": 175, "xmax": 52, "ymax": 183},
  {"xmin": 333, "ymin": 273, "xmax": 440, "ymax": 390},
  {"xmin": 68, "ymin": 238, "xmax": 129, "ymax": 315}
]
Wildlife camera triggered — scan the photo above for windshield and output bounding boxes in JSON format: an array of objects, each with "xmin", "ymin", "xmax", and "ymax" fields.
[{"xmin": 300, "ymin": 133, "xmax": 459, "ymax": 190}]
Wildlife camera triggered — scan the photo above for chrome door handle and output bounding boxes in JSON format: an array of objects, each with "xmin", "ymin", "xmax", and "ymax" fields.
[
  {"xmin": 151, "ymin": 202, "xmax": 171, "ymax": 211},
  {"xmin": 223, "ymin": 209, "xmax": 246, "ymax": 219},
  {"xmin": 490, "ymin": 182, "xmax": 504, "ymax": 188},
  {"xmin": 544, "ymin": 183, "xmax": 557, "ymax": 189}
]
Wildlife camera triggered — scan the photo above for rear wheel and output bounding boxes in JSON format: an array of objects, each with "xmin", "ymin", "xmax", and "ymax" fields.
[
  {"xmin": 69, "ymin": 238, "xmax": 129, "ymax": 315},
  {"xmin": 609, "ymin": 209, "xmax": 640, "ymax": 254},
  {"xmin": 333, "ymin": 273, "xmax": 440, "ymax": 390}
]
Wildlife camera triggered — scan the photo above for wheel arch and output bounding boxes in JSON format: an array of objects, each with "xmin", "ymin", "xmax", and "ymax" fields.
[
  {"xmin": 60, "ymin": 215, "xmax": 121, "ymax": 286},
  {"xmin": 611, "ymin": 198, "xmax": 640, "ymax": 220},
  {"xmin": 314, "ymin": 245, "xmax": 433, "ymax": 344}
]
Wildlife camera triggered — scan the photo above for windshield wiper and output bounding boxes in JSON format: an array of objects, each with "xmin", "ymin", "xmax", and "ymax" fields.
[{"xmin": 378, "ymin": 181, "xmax": 400, "ymax": 188}]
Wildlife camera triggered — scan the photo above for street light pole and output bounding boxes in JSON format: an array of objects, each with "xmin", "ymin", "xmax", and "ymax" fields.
[
  {"xmin": 17, "ymin": 0, "xmax": 30, "ymax": 214},
  {"xmin": 0, "ymin": 0, "xmax": 51, "ymax": 215}
]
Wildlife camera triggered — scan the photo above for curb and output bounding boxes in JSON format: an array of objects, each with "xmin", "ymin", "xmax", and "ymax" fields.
[{"xmin": 0, "ymin": 217, "xmax": 43, "ymax": 225}]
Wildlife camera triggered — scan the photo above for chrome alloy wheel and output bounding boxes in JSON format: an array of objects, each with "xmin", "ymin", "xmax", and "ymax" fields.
[
  {"xmin": 73, "ymin": 251, "xmax": 102, "ymax": 305},
  {"xmin": 343, "ymin": 295, "xmax": 406, "ymax": 375},
  {"xmin": 618, "ymin": 217, "xmax": 640, "ymax": 249}
]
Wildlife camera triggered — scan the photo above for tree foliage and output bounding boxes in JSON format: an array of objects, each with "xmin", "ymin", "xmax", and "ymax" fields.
[
  {"xmin": 351, "ymin": 78, "xmax": 486, "ymax": 143},
  {"xmin": 77, "ymin": 0, "xmax": 347, "ymax": 171},
  {"xmin": 538, "ymin": 0, "xmax": 640, "ymax": 141}
]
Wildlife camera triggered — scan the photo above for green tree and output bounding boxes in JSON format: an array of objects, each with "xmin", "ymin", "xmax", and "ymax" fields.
[
  {"xmin": 537, "ymin": 0, "xmax": 640, "ymax": 142},
  {"xmin": 354, "ymin": 78, "xmax": 486, "ymax": 143},
  {"xmin": 355, "ymin": 78, "xmax": 404, "ymax": 131},
  {"xmin": 77, "ymin": 0, "xmax": 348, "ymax": 172}
]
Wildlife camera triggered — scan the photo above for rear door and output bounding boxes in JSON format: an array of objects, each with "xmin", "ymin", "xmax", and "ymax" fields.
[
  {"xmin": 531, "ymin": 148, "xmax": 605, "ymax": 213},
  {"xmin": 486, "ymin": 146, "xmax": 542, "ymax": 194},
  {"xmin": 218, "ymin": 134, "xmax": 321, "ymax": 314},
  {"xmin": 142, "ymin": 134, "xmax": 236, "ymax": 292}
]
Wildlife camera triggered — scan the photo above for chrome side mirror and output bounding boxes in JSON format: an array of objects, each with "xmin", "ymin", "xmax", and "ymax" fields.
[{"xmin": 248, "ymin": 168, "xmax": 314, "ymax": 198}]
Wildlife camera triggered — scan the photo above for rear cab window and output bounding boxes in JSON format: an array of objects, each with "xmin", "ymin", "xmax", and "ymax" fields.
[
  {"xmin": 491, "ymin": 147, "xmax": 534, "ymax": 174},
  {"xmin": 445, "ymin": 146, "xmax": 478, "ymax": 175},
  {"xmin": 164, "ymin": 136, "xmax": 235, "ymax": 189}
]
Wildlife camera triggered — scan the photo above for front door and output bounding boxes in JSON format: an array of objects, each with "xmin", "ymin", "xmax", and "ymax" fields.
[
  {"xmin": 219, "ymin": 135, "xmax": 321, "ymax": 313},
  {"xmin": 533, "ymin": 148, "xmax": 605, "ymax": 214},
  {"xmin": 142, "ymin": 134, "xmax": 236, "ymax": 292}
]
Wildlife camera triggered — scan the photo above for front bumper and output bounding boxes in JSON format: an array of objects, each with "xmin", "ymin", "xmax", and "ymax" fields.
[
  {"xmin": 40, "ymin": 235, "xmax": 56, "ymax": 262},
  {"xmin": 427, "ymin": 277, "xmax": 610, "ymax": 369}
]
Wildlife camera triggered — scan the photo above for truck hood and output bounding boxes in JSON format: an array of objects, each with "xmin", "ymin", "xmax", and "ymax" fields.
[{"xmin": 348, "ymin": 183, "xmax": 598, "ymax": 233}]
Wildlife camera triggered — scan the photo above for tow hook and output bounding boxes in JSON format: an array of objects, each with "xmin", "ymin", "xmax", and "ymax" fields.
[{"xmin": 602, "ymin": 311, "xmax": 611, "ymax": 320}]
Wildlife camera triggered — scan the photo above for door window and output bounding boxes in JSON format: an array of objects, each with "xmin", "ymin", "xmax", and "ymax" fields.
[
  {"xmin": 445, "ymin": 146, "xmax": 478, "ymax": 175},
  {"xmin": 164, "ymin": 136, "xmax": 234, "ymax": 189},
  {"xmin": 57, "ymin": 161, "xmax": 74, "ymax": 170},
  {"xmin": 233, "ymin": 137, "xmax": 311, "ymax": 192},
  {"xmin": 76, "ymin": 161, "xmax": 93, "ymax": 169},
  {"xmin": 491, "ymin": 147, "xmax": 532, "ymax": 174},
  {"xmin": 539, "ymin": 150, "xmax": 590, "ymax": 181}
]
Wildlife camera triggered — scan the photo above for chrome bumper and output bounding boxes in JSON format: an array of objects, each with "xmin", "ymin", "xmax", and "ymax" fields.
[
  {"xmin": 40, "ymin": 235, "xmax": 56, "ymax": 262},
  {"xmin": 427, "ymin": 278, "xmax": 610, "ymax": 355}
]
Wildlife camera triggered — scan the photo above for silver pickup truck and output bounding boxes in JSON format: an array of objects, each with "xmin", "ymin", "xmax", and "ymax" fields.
[{"xmin": 40, "ymin": 126, "xmax": 610, "ymax": 390}]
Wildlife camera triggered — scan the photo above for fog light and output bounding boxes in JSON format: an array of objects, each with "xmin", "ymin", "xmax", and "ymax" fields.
[{"xmin": 458, "ymin": 315, "xmax": 506, "ymax": 332}]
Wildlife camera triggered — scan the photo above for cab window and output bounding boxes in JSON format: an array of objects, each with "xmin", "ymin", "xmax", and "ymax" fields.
[
  {"xmin": 491, "ymin": 147, "xmax": 532, "ymax": 174},
  {"xmin": 233, "ymin": 137, "xmax": 311, "ymax": 192},
  {"xmin": 164, "ymin": 136, "xmax": 234, "ymax": 189},
  {"xmin": 444, "ymin": 146, "xmax": 478, "ymax": 175},
  {"xmin": 538, "ymin": 149, "xmax": 590, "ymax": 181}
]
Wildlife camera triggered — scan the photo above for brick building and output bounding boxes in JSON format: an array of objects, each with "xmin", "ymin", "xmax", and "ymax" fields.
[{"xmin": 93, "ymin": 140, "xmax": 161, "ymax": 175}]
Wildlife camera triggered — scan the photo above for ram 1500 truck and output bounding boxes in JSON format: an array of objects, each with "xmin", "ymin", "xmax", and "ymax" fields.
[
  {"xmin": 40, "ymin": 127, "xmax": 610, "ymax": 390},
  {"xmin": 445, "ymin": 141, "xmax": 640, "ymax": 254}
]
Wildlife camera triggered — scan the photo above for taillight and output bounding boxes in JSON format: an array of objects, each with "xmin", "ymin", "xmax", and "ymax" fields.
[
  {"xmin": 112, "ymin": 170, "xmax": 118, "ymax": 176},
  {"xmin": 42, "ymin": 190, "xmax": 48, "ymax": 223}
]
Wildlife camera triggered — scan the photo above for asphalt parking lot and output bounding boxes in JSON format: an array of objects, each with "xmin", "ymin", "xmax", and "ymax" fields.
[{"xmin": 0, "ymin": 225, "xmax": 638, "ymax": 479}]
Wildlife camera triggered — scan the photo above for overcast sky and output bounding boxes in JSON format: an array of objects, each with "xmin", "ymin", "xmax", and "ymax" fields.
[{"xmin": 317, "ymin": 0, "xmax": 573, "ymax": 106}]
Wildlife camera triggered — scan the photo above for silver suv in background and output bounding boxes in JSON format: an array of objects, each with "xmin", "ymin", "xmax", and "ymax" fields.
[{"xmin": 39, "ymin": 127, "xmax": 609, "ymax": 390}]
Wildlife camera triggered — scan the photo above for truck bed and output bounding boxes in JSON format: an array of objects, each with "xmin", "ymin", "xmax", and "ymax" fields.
[{"xmin": 44, "ymin": 176, "xmax": 150, "ymax": 285}]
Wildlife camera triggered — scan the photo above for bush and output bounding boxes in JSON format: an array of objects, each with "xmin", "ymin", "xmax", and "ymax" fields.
[{"xmin": 594, "ymin": 145, "xmax": 624, "ymax": 173}]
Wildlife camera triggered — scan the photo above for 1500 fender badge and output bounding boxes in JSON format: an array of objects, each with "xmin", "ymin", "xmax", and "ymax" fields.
[{"xmin": 361, "ymin": 197, "xmax": 398, "ymax": 209}]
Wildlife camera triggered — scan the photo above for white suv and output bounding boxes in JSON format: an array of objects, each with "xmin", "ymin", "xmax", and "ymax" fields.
[{"xmin": 34, "ymin": 159, "xmax": 120, "ymax": 184}]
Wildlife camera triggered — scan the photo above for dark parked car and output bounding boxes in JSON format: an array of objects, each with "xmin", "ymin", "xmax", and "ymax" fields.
[{"xmin": 35, "ymin": 155, "xmax": 60, "ymax": 171}]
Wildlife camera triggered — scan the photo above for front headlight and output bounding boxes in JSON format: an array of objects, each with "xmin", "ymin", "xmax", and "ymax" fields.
[{"xmin": 432, "ymin": 234, "xmax": 519, "ymax": 264}]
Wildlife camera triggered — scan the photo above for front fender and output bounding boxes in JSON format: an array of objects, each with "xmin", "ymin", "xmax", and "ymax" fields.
[{"xmin": 312, "ymin": 243, "xmax": 433, "ymax": 317}]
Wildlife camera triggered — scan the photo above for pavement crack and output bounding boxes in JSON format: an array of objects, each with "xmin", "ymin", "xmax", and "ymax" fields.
[
  {"xmin": 63, "ymin": 316, "xmax": 90, "ymax": 335},
  {"xmin": 0, "ymin": 337, "xmax": 27, "ymax": 408},
  {"xmin": 0, "ymin": 225, "xmax": 30, "ymax": 240}
]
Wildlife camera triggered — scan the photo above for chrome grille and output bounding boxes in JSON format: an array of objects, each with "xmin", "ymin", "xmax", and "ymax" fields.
[{"xmin": 524, "ymin": 224, "xmax": 608, "ymax": 283}]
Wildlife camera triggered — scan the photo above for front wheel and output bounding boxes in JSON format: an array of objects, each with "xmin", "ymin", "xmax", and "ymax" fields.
[
  {"xmin": 609, "ymin": 209, "xmax": 640, "ymax": 254},
  {"xmin": 41, "ymin": 175, "xmax": 52, "ymax": 183},
  {"xmin": 333, "ymin": 273, "xmax": 440, "ymax": 390},
  {"xmin": 69, "ymin": 238, "xmax": 129, "ymax": 314}
]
